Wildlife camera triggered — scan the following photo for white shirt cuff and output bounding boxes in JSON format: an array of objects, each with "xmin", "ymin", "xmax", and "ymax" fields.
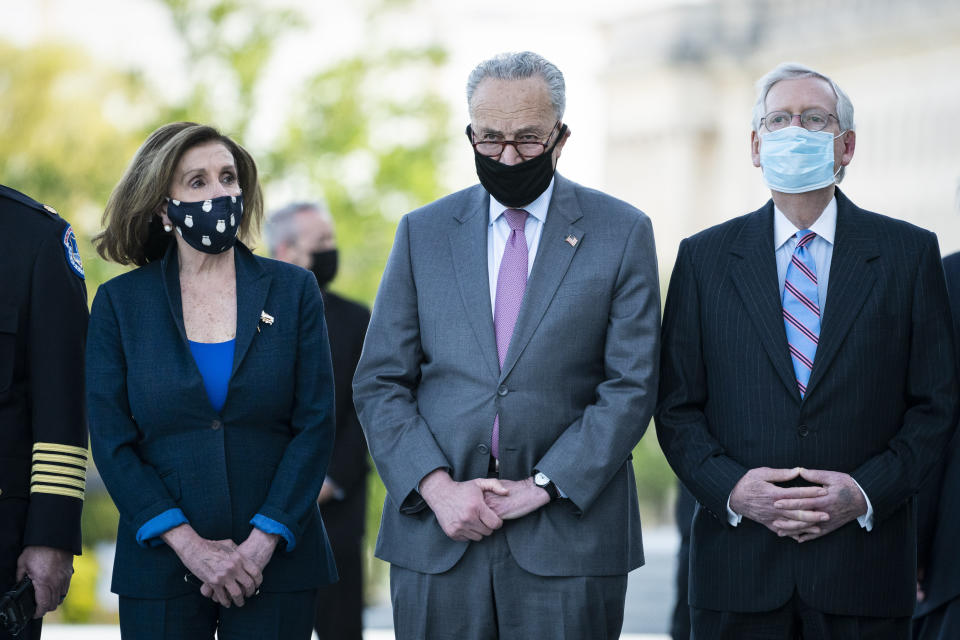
[
  {"xmin": 852, "ymin": 478, "xmax": 874, "ymax": 531},
  {"xmin": 726, "ymin": 494, "xmax": 743, "ymax": 526}
]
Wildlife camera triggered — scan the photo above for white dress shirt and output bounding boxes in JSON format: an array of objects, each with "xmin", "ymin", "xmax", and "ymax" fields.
[
  {"xmin": 727, "ymin": 196, "xmax": 874, "ymax": 531},
  {"xmin": 486, "ymin": 178, "xmax": 554, "ymax": 317}
]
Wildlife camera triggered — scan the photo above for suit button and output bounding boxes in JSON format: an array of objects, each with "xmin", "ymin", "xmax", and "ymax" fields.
[
  {"xmin": 477, "ymin": 443, "xmax": 489, "ymax": 455},
  {"xmin": 497, "ymin": 385, "xmax": 509, "ymax": 397},
  {"xmin": 211, "ymin": 419, "xmax": 222, "ymax": 431},
  {"xmin": 798, "ymin": 424, "xmax": 809, "ymax": 437}
]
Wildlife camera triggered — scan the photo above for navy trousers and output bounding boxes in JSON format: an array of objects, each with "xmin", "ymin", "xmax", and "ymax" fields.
[{"xmin": 119, "ymin": 589, "xmax": 316, "ymax": 640}]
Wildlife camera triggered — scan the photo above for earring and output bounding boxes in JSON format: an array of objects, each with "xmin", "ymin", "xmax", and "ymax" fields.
[{"xmin": 163, "ymin": 224, "xmax": 173, "ymax": 233}]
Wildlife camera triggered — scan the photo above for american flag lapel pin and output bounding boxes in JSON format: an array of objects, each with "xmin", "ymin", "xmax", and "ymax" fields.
[
  {"xmin": 565, "ymin": 234, "xmax": 579, "ymax": 247},
  {"xmin": 259, "ymin": 311, "xmax": 274, "ymax": 333}
]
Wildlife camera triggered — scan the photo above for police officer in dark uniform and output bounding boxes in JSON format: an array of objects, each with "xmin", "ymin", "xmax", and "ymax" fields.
[{"xmin": 0, "ymin": 184, "xmax": 89, "ymax": 639}]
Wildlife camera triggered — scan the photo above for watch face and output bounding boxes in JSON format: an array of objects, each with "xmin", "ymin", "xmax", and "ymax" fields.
[{"xmin": 534, "ymin": 472, "xmax": 549, "ymax": 486}]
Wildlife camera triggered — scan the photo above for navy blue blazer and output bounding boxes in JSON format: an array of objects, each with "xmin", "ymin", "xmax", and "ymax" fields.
[{"xmin": 87, "ymin": 242, "xmax": 337, "ymax": 597}]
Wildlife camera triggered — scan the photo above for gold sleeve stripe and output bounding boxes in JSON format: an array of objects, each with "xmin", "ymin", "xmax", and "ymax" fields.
[
  {"xmin": 31, "ymin": 474, "xmax": 86, "ymax": 490},
  {"xmin": 32, "ymin": 453, "xmax": 88, "ymax": 468},
  {"xmin": 30, "ymin": 485, "xmax": 85, "ymax": 500},
  {"xmin": 32, "ymin": 463, "xmax": 87, "ymax": 480},
  {"xmin": 33, "ymin": 443, "xmax": 88, "ymax": 458}
]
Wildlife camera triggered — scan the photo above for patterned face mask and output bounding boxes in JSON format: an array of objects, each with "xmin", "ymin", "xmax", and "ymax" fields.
[{"xmin": 165, "ymin": 194, "xmax": 244, "ymax": 254}]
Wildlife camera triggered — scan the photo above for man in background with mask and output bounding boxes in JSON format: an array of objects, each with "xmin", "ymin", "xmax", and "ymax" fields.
[
  {"xmin": 655, "ymin": 62, "xmax": 958, "ymax": 639},
  {"xmin": 266, "ymin": 202, "xmax": 370, "ymax": 640},
  {"xmin": 354, "ymin": 51, "xmax": 660, "ymax": 639}
]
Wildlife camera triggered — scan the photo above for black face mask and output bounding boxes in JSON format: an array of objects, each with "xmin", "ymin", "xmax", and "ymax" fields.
[
  {"xmin": 467, "ymin": 124, "xmax": 567, "ymax": 208},
  {"xmin": 309, "ymin": 249, "xmax": 338, "ymax": 288}
]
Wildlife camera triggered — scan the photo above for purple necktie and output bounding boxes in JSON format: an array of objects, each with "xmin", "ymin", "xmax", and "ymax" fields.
[{"xmin": 492, "ymin": 208, "xmax": 529, "ymax": 459}]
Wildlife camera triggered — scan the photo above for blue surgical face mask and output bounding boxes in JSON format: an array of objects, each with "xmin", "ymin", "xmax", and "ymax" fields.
[
  {"xmin": 165, "ymin": 194, "xmax": 244, "ymax": 254},
  {"xmin": 759, "ymin": 126, "xmax": 845, "ymax": 194}
]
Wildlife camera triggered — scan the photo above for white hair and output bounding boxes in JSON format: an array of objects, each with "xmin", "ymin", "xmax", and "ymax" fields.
[
  {"xmin": 466, "ymin": 51, "xmax": 566, "ymax": 120},
  {"xmin": 752, "ymin": 62, "xmax": 855, "ymax": 182},
  {"xmin": 264, "ymin": 201, "xmax": 331, "ymax": 256}
]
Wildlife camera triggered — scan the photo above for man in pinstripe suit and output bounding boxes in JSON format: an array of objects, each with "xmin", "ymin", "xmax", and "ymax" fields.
[{"xmin": 656, "ymin": 62, "xmax": 958, "ymax": 638}]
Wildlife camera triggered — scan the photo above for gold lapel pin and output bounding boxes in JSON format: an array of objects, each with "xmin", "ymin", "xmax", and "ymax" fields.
[
  {"xmin": 259, "ymin": 311, "xmax": 274, "ymax": 332},
  {"xmin": 565, "ymin": 234, "xmax": 579, "ymax": 247}
]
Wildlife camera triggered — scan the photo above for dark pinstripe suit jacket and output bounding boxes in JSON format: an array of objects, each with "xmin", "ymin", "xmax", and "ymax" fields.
[
  {"xmin": 655, "ymin": 189, "xmax": 958, "ymax": 617},
  {"xmin": 914, "ymin": 252, "xmax": 960, "ymax": 618}
]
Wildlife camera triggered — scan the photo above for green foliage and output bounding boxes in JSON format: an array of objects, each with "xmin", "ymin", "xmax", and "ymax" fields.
[
  {"xmin": 0, "ymin": 41, "xmax": 153, "ymax": 298},
  {"xmin": 265, "ymin": 45, "xmax": 452, "ymax": 304},
  {"xmin": 58, "ymin": 546, "xmax": 98, "ymax": 623},
  {"xmin": 364, "ymin": 467, "xmax": 390, "ymax": 603},
  {"xmin": 633, "ymin": 423, "xmax": 679, "ymax": 522},
  {"xmin": 157, "ymin": 0, "xmax": 306, "ymax": 132},
  {"xmin": 81, "ymin": 488, "xmax": 121, "ymax": 546}
]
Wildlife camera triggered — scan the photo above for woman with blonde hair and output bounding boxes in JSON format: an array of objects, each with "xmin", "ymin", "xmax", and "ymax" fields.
[{"xmin": 87, "ymin": 122, "xmax": 337, "ymax": 639}]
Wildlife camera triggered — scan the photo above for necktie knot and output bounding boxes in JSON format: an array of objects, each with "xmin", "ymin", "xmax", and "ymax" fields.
[
  {"xmin": 795, "ymin": 229, "xmax": 816, "ymax": 249},
  {"xmin": 504, "ymin": 208, "xmax": 528, "ymax": 232}
]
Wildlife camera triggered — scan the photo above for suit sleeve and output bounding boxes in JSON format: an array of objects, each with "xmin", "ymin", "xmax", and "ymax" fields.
[
  {"xmin": 87, "ymin": 287, "xmax": 184, "ymax": 535},
  {"xmin": 254, "ymin": 272, "xmax": 335, "ymax": 545},
  {"xmin": 533, "ymin": 214, "xmax": 661, "ymax": 514},
  {"xmin": 23, "ymin": 227, "xmax": 89, "ymax": 555},
  {"xmin": 325, "ymin": 306, "xmax": 370, "ymax": 494},
  {"xmin": 851, "ymin": 233, "xmax": 960, "ymax": 524},
  {"xmin": 655, "ymin": 239, "xmax": 750, "ymax": 521},
  {"xmin": 917, "ymin": 257, "xmax": 960, "ymax": 568},
  {"xmin": 353, "ymin": 215, "xmax": 451, "ymax": 514}
]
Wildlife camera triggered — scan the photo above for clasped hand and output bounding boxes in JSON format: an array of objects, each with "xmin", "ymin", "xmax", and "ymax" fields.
[
  {"xmin": 419, "ymin": 470, "xmax": 551, "ymax": 542},
  {"xmin": 729, "ymin": 467, "xmax": 867, "ymax": 543},
  {"xmin": 163, "ymin": 524, "xmax": 277, "ymax": 607}
]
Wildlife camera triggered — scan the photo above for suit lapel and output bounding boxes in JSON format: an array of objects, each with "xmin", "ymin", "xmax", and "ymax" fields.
[
  {"xmin": 803, "ymin": 190, "xmax": 879, "ymax": 398},
  {"xmin": 160, "ymin": 243, "xmax": 189, "ymax": 344},
  {"xmin": 449, "ymin": 186, "xmax": 500, "ymax": 379},
  {"xmin": 728, "ymin": 204, "xmax": 801, "ymax": 401},
  {"xmin": 231, "ymin": 243, "xmax": 271, "ymax": 377},
  {"xmin": 499, "ymin": 175, "xmax": 584, "ymax": 381}
]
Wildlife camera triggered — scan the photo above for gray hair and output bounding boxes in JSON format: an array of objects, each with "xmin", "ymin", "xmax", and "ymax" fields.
[
  {"xmin": 466, "ymin": 51, "xmax": 566, "ymax": 120},
  {"xmin": 752, "ymin": 62, "xmax": 855, "ymax": 182},
  {"xmin": 264, "ymin": 200, "xmax": 331, "ymax": 256}
]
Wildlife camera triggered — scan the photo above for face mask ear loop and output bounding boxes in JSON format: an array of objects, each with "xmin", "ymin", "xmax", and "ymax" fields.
[{"xmin": 833, "ymin": 130, "xmax": 849, "ymax": 179}]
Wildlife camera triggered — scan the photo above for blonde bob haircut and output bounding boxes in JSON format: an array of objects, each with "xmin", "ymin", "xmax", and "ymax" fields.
[{"xmin": 95, "ymin": 122, "xmax": 264, "ymax": 266}]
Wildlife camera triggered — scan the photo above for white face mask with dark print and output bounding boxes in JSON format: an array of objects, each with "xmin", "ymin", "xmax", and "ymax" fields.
[{"xmin": 165, "ymin": 194, "xmax": 244, "ymax": 254}]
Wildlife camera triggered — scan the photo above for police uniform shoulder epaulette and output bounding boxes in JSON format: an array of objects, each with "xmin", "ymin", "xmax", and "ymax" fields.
[
  {"xmin": 0, "ymin": 184, "xmax": 85, "ymax": 280},
  {"xmin": 0, "ymin": 183, "xmax": 62, "ymax": 220}
]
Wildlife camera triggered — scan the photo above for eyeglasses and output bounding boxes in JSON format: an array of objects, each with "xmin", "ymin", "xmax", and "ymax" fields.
[
  {"xmin": 468, "ymin": 121, "xmax": 562, "ymax": 158},
  {"xmin": 761, "ymin": 109, "xmax": 838, "ymax": 132}
]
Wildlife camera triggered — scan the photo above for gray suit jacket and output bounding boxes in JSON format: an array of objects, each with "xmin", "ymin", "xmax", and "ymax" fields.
[{"xmin": 354, "ymin": 174, "xmax": 660, "ymax": 577}]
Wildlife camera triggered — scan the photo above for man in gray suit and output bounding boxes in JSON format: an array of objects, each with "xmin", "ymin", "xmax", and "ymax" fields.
[{"xmin": 353, "ymin": 51, "xmax": 660, "ymax": 639}]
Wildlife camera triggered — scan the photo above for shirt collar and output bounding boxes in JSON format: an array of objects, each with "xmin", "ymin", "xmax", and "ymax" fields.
[
  {"xmin": 773, "ymin": 196, "xmax": 837, "ymax": 250},
  {"xmin": 488, "ymin": 177, "xmax": 555, "ymax": 226}
]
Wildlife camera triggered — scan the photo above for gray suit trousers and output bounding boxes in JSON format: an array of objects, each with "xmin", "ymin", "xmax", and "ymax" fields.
[{"xmin": 390, "ymin": 529, "xmax": 627, "ymax": 640}]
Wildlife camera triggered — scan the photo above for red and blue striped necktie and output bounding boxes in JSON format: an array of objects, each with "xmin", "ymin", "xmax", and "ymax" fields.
[{"xmin": 782, "ymin": 230, "xmax": 820, "ymax": 398}]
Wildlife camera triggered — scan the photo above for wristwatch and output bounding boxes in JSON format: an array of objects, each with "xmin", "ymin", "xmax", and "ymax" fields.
[{"xmin": 533, "ymin": 471, "xmax": 559, "ymax": 502}]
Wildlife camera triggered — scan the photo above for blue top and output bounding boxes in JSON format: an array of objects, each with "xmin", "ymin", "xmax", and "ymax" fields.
[
  {"xmin": 188, "ymin": 339, "xmax": 235, "ymax": 412},
  {"xmin": 135, "ymin": 337, "xmax": 295, "ymax": 550}
]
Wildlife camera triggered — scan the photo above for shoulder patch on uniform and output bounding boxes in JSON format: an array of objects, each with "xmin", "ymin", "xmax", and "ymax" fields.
[{"xmin": 62, "ymin": 225, "xmax": 85, "ymax": 280}]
